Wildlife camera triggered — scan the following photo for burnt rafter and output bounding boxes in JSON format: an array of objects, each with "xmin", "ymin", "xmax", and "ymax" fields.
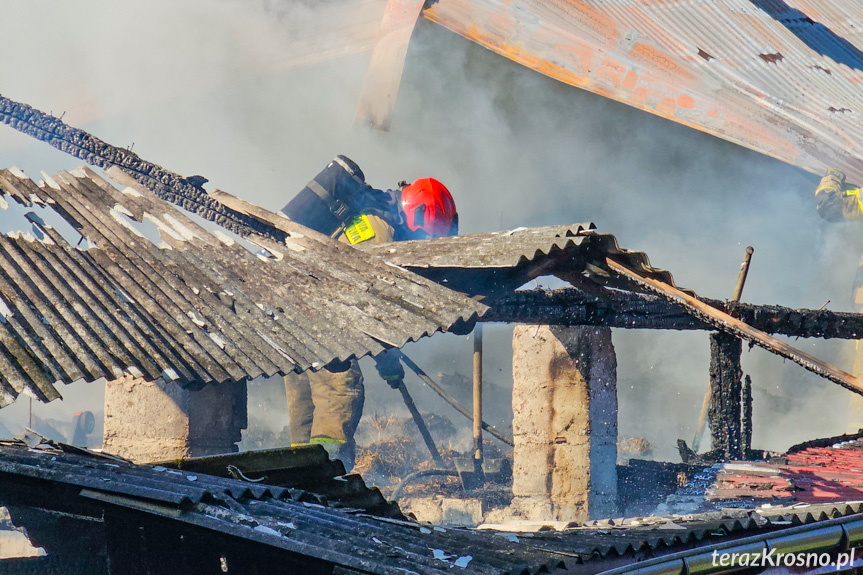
[{"xmin": 483, "ymin": 288, "xmax": 863, "ymax": 339}]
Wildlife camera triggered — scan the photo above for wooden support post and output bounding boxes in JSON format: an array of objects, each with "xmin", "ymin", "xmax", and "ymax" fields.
[
  {"xmin": 708, "ymin": 332, "xmax": 743, "ymax": 460},
  {"xmin": 354, "ymin": 0, "xmax": 426, "ymax": 130},
  {"xmin": 473, "ymin": 325, "xmax": 484, "ymax": 475},
  {"xmin": 695, "ymin": 246, "xmax": 753, "ymax": 454},
  {"xmin": 742, "ymin": 374, "xmax": 753, "ymax": 456}
]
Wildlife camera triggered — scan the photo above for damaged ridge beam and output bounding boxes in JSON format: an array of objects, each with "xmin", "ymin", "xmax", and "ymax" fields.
[
  {"xmin": 482, "ymin": 288, "xmax": 863, "ymax": 340},
  {"xmin": 0, "ymin": 93, "xmax": 285, "ymax": 242}
]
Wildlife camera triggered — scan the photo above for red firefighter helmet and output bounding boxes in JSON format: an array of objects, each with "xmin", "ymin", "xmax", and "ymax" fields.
[{"xmin": 400, "ymin": 178, "xmax": 458, "ymax": 238}]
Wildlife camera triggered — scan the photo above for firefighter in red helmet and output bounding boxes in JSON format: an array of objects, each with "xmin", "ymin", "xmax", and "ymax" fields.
[
  {"xmin": 281, "ymin": 156, "xmax": 457, "ymax": 468},
  {"xmin": 400, "ymin": 177, "xmax": 459, "ymax": 239}
]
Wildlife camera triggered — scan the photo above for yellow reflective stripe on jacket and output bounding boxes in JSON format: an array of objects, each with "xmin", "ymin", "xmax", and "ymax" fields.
[
  {"xmin": 847, "ymin": 188, "xmax": 863, "ymax": 214},
  {"xmin": 309, "ymin": 436, "xmax": 346, "ymax": 446},
  {"xmin": 337, "ymin": 213, "xmax": 394, "ymax": 246},
  {"xmin": 344, "ymin": 214, "xmax": 376, "ymax": 244}
]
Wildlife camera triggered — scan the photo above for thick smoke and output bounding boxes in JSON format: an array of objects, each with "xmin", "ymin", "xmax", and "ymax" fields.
[{"xmin": 0, "ymin": 0, "xmax": 859, "ymax": 461}]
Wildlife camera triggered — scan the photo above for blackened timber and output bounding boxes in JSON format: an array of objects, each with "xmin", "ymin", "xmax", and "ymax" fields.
[
  {"xmin": 483, "ymin": 288, "xmax": 699, "ymax": 330},
  {"xmin": 605, "ymin": 257, "xmax": 863, "ymax": 395},
  {"xmin": 742, "ymin": 375, "xmax": 753, "ymax": 457},
  {"xmin": 0, "ymin": 93, "xmax": 284, "ymax": 242},
  {"xmin": 482, "ymin": 288, "xmax": 863, "ymax": 339},
  {"xmin": 708, "ymin": 332, "xmax": 743, "ymax": 461}
]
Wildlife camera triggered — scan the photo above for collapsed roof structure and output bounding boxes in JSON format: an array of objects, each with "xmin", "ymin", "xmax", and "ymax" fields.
[
  {"xmin": 0, "ymin": 90, "xmax": 861, "ymax": 463},
  {"xmin": 0, "ymin": 160, "xmax": 861, "ymax": 413},
  {"xmin": 0, "ymin": 165, "xmax": 486, "ymax": 406}
]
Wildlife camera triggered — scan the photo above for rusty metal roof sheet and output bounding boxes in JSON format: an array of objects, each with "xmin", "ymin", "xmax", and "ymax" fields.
[
  {"xmin": 0, "ymin": 167, "xmax": 485, "ymax": 407},
  {"xmin": 711, "ymin": 439, "xmax": 863, "ymax": 504},
  {"xmin": 362, "ymin": 223, "xmax": 683, "ymax": 297},
  {"xmin": 423, "ymin": 0, "xmax": 863, "ymax": 182}
]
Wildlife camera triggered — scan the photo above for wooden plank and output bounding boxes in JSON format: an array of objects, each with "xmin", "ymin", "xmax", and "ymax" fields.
[
  {"xmin": 605, "ymin": 258, "xmax": 863, "ymax": 396},
  {"xmin": 354, "ymin": 0, "xmax": 426, "ymax": 130}
]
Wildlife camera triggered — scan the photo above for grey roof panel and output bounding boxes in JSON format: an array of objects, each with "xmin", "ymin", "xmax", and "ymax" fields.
[
  {"xmin": 362, "ymin": 223, "xmax": 684, "ymax": 296},
  {"xmin": 2, "ymin": 443, "xmax": 862, "ymax": 574},
  {"xmin": 0, "ymin": 167, "xmax": 486, "ymax": 406}
]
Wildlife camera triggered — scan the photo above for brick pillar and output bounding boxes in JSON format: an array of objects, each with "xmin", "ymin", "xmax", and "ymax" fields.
[
  {"xmin": 510, "ymin": 325, "xmax": 618, "ymax": 522},
  {"xmin": 103, "ymin": 376, "xmax": 247, "ymax": 463}
]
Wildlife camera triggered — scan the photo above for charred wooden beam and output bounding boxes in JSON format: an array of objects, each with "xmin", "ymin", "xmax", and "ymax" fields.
[
  {"xmin": 0, "ymin": 93, "xmax": 284, "ymax": 242},
  {"xmin": 708, "ymin": 332, "xmax": 743, "ymax": 461},
  {"xmin": 483, "ymin": 288, "xmax": 863, "ymax": 339},
  {"xmin": 785, "ymin": 428, "xmax": 863, "ymax": 454},
  {"xmin": 483, "ymin": 288, "xmax": 698, "ymax": 329},
  {"xmin": 742, "ymin": 375, "xmax": 753, "ymax": 457},
  {"xmin": 605, "ymin": 258, "xmax": 863, "ymax": 395}
]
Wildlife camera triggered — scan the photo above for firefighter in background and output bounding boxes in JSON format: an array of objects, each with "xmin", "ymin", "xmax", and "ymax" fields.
[
  {"xmin": 815, "ymin": 168, "xmax": 863, "ymax": 431},
  {"xmin": 281, "ymin": 155, "xmax": 458, "ymax": 468}
]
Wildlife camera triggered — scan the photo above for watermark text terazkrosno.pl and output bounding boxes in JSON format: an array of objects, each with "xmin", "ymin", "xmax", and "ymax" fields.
[{"xmin": 712, "ymin": 548, "xmax": 857, "ymax": 571}]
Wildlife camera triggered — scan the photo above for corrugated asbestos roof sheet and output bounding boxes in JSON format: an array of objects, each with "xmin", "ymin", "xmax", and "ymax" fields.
[
  {"xmin": 362, "ymin": 223, "xmax": 683, "ymax": 296},
  {"xmin": 423, "ymin": 0, "xmax": 863, "ymax": 182},
  {"xmin": 2, "ymin": 442, "xmax": 861, "ymax": 573},
  {"xmin": 710, "ymin": 439, "xmax": 863, "ymax": 504},
  {"xmin": 482, "ymin": 502, "xmax": 863, "ymax": 558},
  {"xmin": 0, "ymin": 442, "xmax": 567, "ymax": 574},
  {"xmin": 0, "ymin": 166, "xmax": 485, "ymax": 407}
]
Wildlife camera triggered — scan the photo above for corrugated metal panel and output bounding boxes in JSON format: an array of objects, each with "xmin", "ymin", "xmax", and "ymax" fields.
[
  {"xmin": 0, "ymin": 442, "xmax": 568, "ymax": 574},
  {"xmin": 423, "ymin": 0, "xmax": 863, "ymax": 182},
  {"xmin": 0, "ymin": 167, "xmax": 486, "ymax": 407},
  {"xmin": 710, "ymin": 439, "xmax": 863, "ymax": 504},
  {"xmin": 495, "ymin": 501, "xmax": 863, "ymax": 558}
]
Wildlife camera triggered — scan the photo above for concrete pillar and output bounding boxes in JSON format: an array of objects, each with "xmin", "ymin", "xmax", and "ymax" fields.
[
  {"xmin": 103, "ymin": 375, "xmax": 247, "ymax": 463},
  {"xmin": 510, "ymin": 325, "xmax": 618, "ymax": 522}
]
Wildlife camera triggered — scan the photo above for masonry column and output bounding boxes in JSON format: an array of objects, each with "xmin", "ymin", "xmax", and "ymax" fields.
[
  {"xmin": 103, "ymin": 376, "xmax": 247, "ymax": 463},
  {"xmin": 510, "ymin": 325, "xmax": 618, "ymax": 522}
]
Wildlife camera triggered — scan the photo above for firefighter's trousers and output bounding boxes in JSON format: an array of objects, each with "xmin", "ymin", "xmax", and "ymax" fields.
[{"xmin": 284, "ymin": 360, "xmax": 365, "ymax": 449}]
